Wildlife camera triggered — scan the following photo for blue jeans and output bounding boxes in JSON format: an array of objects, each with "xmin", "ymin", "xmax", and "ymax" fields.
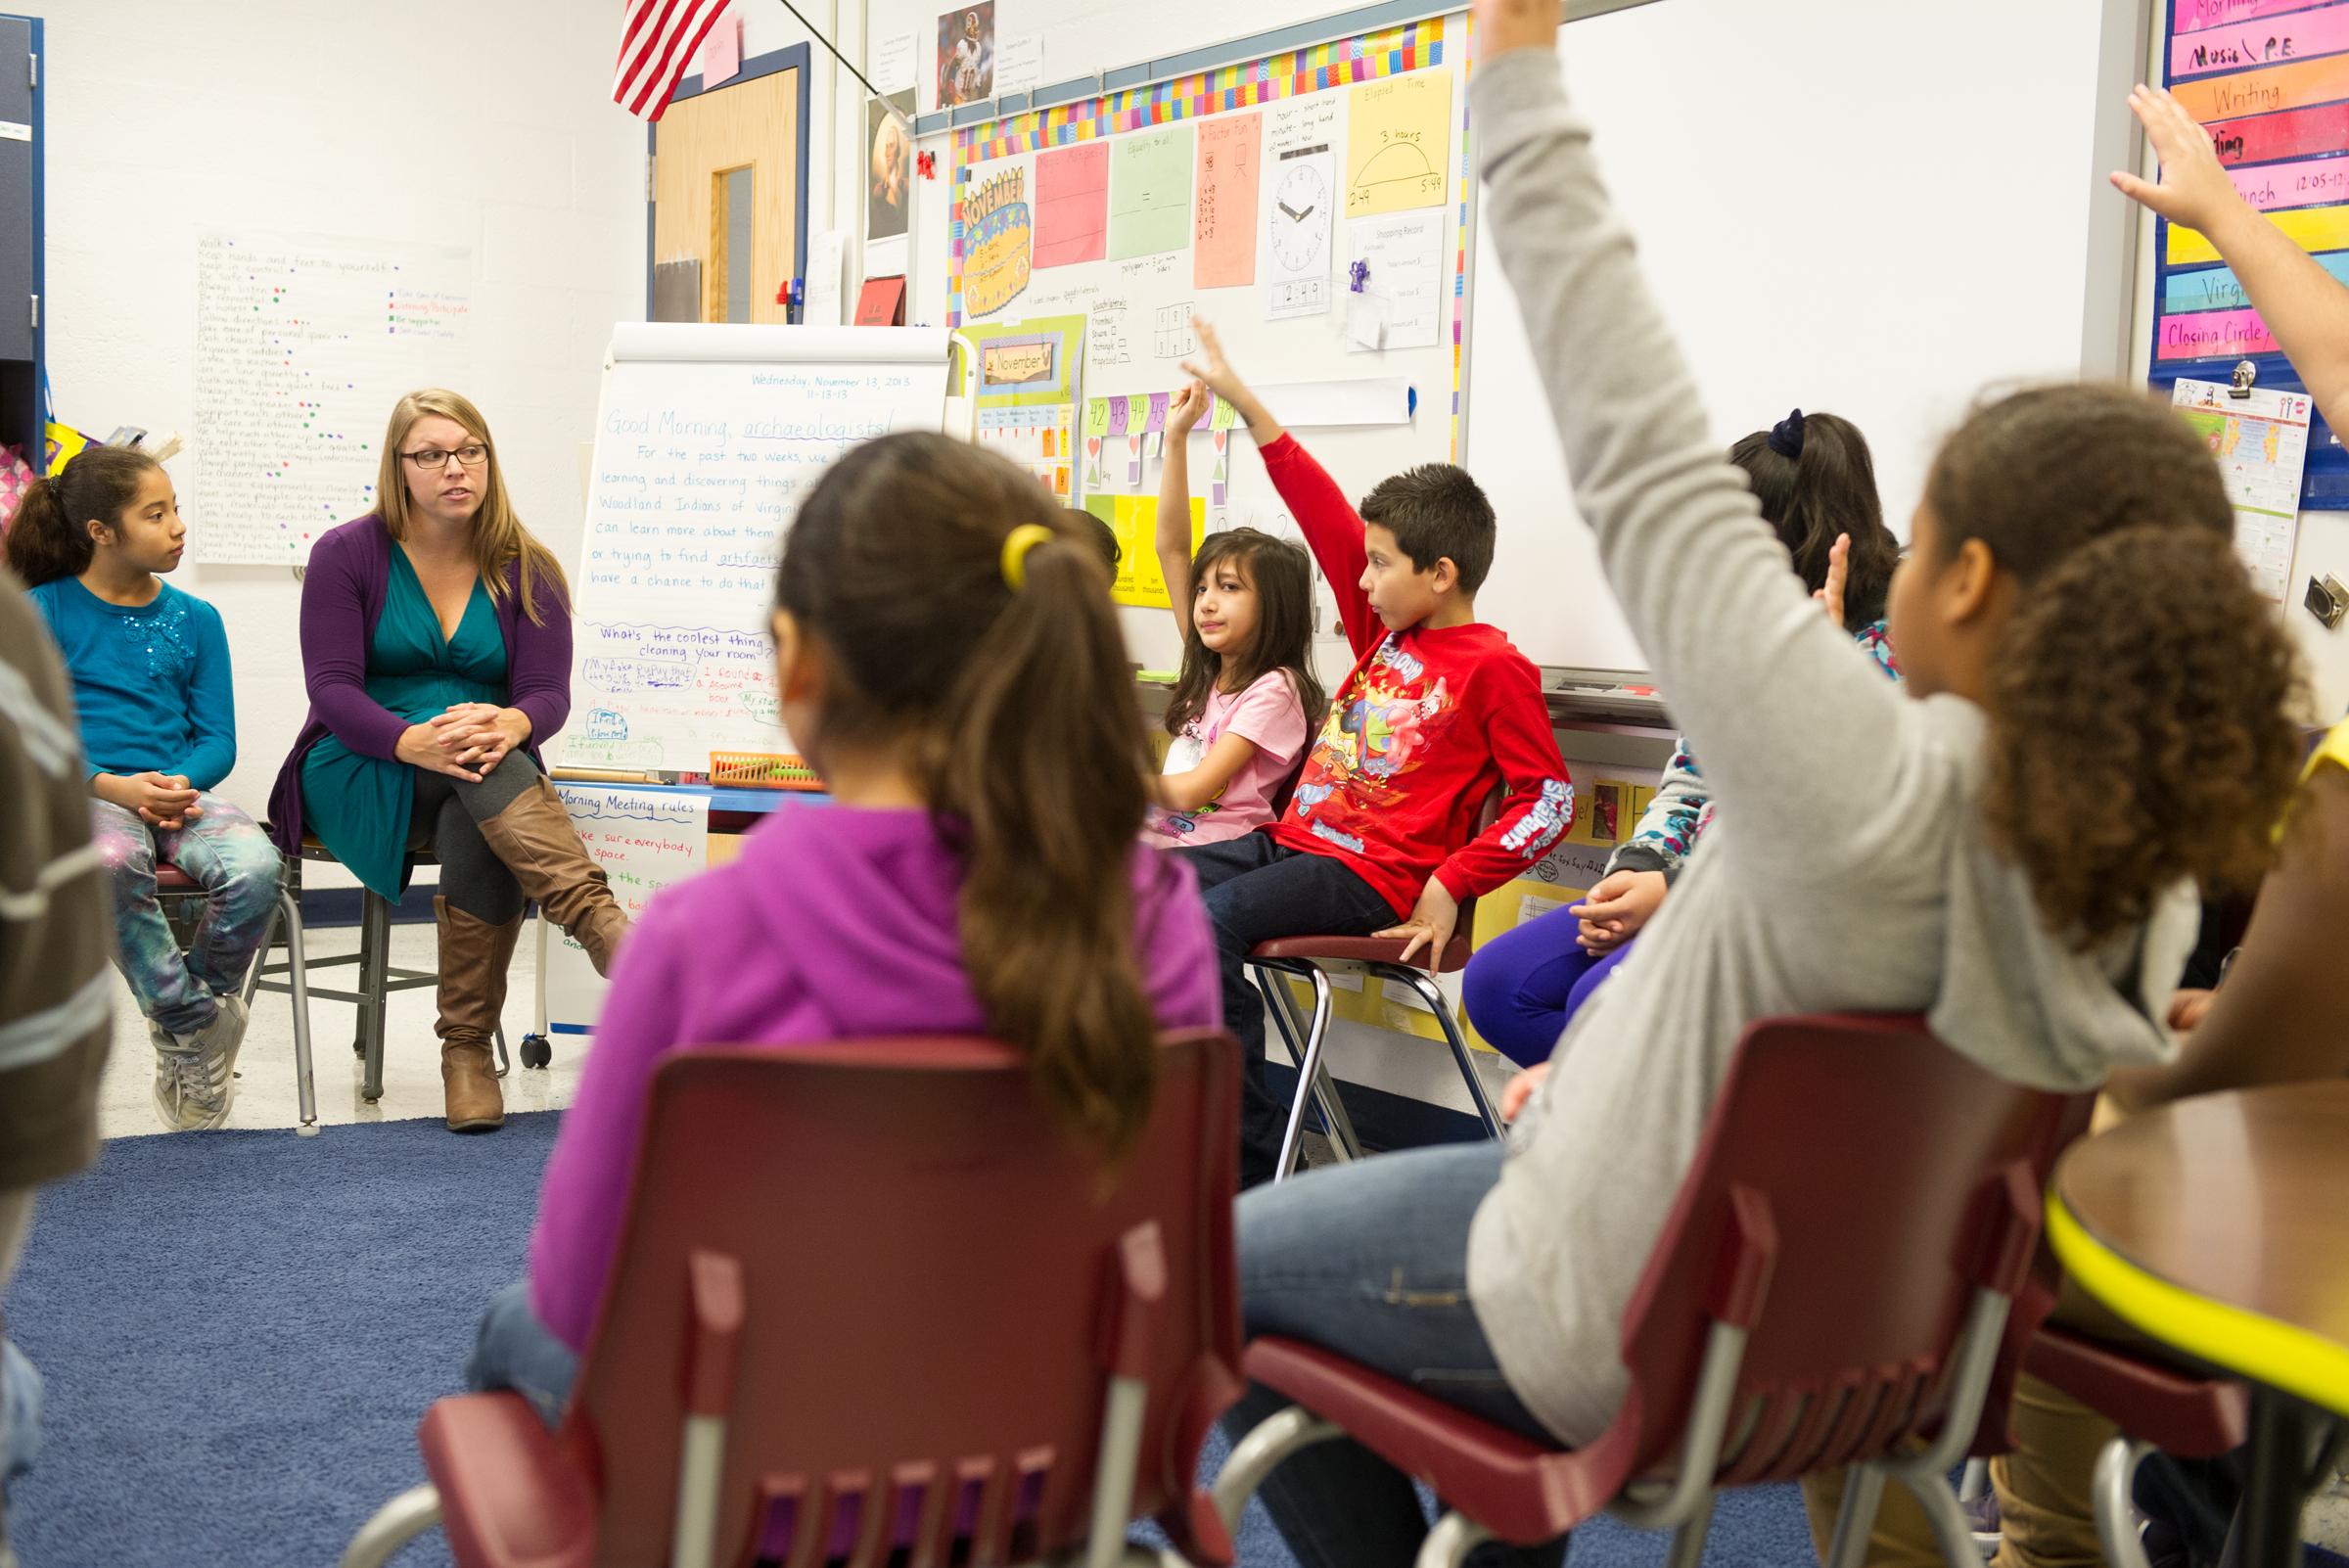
[
  {"xmin": 1173, "ymin": 833, "xmax": 1399, "ymax": 1188},
  {"xmin": 1220, "ymin": 1143, "xmax": 1567, "ymax": 1568},
  {"xmin": 466, "ymin": 1281, "xmax": 578, "ymax": 1429},
  {"xmin": 89, "ymin": 796, "xmax": 281, "ymax": 1038},
  {"xmin": 1459, "ymin": 915, "xmax": 1635, "ymax": 1068}
]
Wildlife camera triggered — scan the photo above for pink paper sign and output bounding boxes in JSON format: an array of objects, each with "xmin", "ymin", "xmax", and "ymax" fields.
[
  {"xmin": 2171, "ymin": 4, "xmax": 2349, "ymax": 76},
  {"xmin": 2228, "ymin": 152, "xmax": 2349, "ymax": 209},
  {"xmin": 1194, "ymin": 113, "xmax": 1262, "ymax": 290},
  {"xmin": 2157, "ymin": 306, "xmax": 2278, "ymax": 360},
  {"xmin": 1035, "ymin": 144, "xmax": 1109, "ymax": 269},
  {"xmin": 2174, "ymin": 0, "xmax": 2330, "ymax": 35}
]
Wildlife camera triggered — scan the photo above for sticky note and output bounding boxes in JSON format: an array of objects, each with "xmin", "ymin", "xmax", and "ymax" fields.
[
  {"xmin": 1147, "ymin": 391, "xmax": 1170, "ymax": 434},
  {"xmin": 1085, "ymin": 397, "xmax": 1112, "ymax": 438},
  {"xmin": 1211, "ymin": 395, "xmax": 1239, "ymax": 432},
  {"xmin": 1106, "ymin": 397, "xmax": 1129, "ymax": 438},
  {"xmin": 1127, "ymin": 393, "xmax": 1151, "ymax": 435}
]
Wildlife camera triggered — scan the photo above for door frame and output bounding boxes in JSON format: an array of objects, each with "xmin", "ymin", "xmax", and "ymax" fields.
[{"xmin": 645, "ymin": 41, "xmax": 812, "ymax": 322}]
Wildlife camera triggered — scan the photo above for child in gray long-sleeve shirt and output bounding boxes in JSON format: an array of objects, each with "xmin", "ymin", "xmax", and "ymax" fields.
[{"xmin": 1218, "ymin": 8, "xmax": 2310, "ymax": 1568}]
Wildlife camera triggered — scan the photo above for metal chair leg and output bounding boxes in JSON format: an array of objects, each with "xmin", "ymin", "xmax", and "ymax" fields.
[
  {"xmin": 358, "ymin": 890, "xmax": 391, "ymax": 1102},
  {"xmin": 1379, "ymin": 966, "xmax": 1506, "ymax": 1139},
  {"xmin": 1256, "ymin": 965, "xmax": 1359, "ymax": 1162},
  {"xmin": 337, "ymin": 1483, "xmax": 441, "ymax": 1568},
  {"xmin": 281, "ymin": 889, "xmax": 317, "ymax": 1134},
  {"xmin": 1273, "ymin": 966, "xmax": 1337, "ymax": 1182}
]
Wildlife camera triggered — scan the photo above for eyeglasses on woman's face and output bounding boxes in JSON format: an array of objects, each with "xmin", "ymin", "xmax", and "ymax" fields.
[{"xmin": 402, "ymin": 443, "xmax": 488, "ymax": 471}]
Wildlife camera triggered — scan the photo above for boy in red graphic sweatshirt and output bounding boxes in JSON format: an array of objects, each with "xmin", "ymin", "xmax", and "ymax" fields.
[{"xmin": 1174, "ymin": 320, "xmax": 1576, "ymax": 1186}]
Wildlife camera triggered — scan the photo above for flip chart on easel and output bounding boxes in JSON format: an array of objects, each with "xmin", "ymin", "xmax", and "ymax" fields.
[{"xmin": 558, "ymin": 323, "xmax": 952, "ymax": 775}]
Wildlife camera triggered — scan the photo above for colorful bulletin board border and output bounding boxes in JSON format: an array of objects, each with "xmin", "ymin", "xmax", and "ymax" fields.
[
  {"xmin": 944, "ymin": 15, "xmax": 1465, "ymax": 455},
  {"xmin": 2151, "ymin": 0, "xmax": 2349, "ymax": 507}
]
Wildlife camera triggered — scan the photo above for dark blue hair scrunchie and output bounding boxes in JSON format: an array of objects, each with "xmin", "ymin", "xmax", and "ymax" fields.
[{"xmin": 1767, "ymin": 407, "xmax": 1805, "ymax": 460}]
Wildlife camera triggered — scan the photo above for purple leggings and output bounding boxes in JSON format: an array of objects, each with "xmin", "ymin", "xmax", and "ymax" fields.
[{"xmin": 1460, "ymin": 909, "xmax": 1635, "ymax": 1069}]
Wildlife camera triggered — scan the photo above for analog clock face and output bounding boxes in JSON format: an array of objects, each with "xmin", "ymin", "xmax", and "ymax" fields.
[{"xmin": 1271, "ymin": 162, "xmax": 1330, "ymax": 276}]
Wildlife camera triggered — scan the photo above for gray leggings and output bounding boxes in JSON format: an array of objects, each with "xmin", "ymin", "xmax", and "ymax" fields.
[{"xmin": 407, "ymin": 750, "xmax": 538, "ymax": 925}]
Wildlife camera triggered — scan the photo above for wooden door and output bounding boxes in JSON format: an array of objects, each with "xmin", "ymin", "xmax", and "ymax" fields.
[{"xmin": 653, "ymin": 65, "xmax": 800, "ymax": 325}]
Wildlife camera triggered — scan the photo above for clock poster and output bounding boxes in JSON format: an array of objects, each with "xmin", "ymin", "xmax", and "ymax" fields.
[{"xmin": 1262, "ymin": 89, "xmax": 1343, "ymax": 320}]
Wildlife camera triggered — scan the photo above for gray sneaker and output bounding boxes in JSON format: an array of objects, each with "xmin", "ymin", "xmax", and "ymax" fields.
[{"xmin": 149, "ymin": 996, "xmax": 247, "ymax": 1131}]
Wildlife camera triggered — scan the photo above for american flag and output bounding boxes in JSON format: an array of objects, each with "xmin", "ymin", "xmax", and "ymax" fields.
[{"xmin": 614, "ymin": 0, "xmax": 728, "ymax": 121}]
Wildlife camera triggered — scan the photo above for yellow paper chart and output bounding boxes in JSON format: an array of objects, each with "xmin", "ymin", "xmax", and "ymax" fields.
[
  {"xmin": 1346, "ymin": 71, "xmax": 1451, "ymax": 217},
  {"xmin": 1086, "ymin": 493, "xmax": 1204, "ymax": 609}
]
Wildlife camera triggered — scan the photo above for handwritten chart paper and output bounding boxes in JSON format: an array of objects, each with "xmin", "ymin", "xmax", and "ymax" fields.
[
  {"xmin": 192, "ymin": 229, "xmax": 470, "ymax": 565},
  {"xmin": 563, "ymin": 325, "xmax": 948, "ymax": 773},
  {"xmin": 1194, "ymin": 113, "xmax": 1262, "ymax": 289},
  {"xmin": 544, "ymin": 785, "xmax": 710, "ymax": 1034},
  {"xmin": 1035, "ymin": 143, "xmax": 1109, "ymax": 268},
  {"xmin": 1109, "ymin": 126, "xmax": 1194, "ymax": 260},
  {"xmin": 2173, "ymin": 378, "xmax": 2311, "ymax": 601},
  {"xmin": 1345, "ymin": 71, "xmax": 1450, "ymax": 218}
]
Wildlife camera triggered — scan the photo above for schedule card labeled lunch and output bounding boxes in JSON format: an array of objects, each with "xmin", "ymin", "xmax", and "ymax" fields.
[{"xmin": 559, "ymin": 323, "xmax": 954, "ymax": 780}]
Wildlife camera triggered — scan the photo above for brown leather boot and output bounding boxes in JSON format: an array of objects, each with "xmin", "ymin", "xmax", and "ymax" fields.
[
  {"xmin": 477, "ymin": 776, "xmax": 631, "ymax": 976},
  {"xmin": 437, "ymin": 896, "xmax": 522, "ymax": 1132}
]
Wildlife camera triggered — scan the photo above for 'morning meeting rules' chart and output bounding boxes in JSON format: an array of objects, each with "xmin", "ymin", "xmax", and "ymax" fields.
[{"xmin": 558, "ymin": 325, "xmax": 951, "ymax": 774}]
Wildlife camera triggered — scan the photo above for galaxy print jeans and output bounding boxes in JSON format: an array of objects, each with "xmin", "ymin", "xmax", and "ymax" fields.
[{"xmin": 89, "ymin": 795, "xmax": 282, "ymax": 1038}]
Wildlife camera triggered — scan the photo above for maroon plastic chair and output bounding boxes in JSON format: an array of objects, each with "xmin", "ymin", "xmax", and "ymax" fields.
[
  {"xmin": 1215, "ymin": 1014, "xmax": 2072, "ymax": 1568},
  {"xmin": 339, "ymin": 1030, "xmax": 1246, "ymax": 1568},
  {"xmin": 2019, "ymin": 1325, "xmax": 2250, "ymax": 1568},
  {"xmin": 1248, "ymin": 783, "xmax": 1509, "ymax": 1179}
]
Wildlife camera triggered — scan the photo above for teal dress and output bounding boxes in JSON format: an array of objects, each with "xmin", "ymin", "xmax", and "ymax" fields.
[{"xmin": 302, "ymin": 545, "xmax": 509, "ymax": 901}]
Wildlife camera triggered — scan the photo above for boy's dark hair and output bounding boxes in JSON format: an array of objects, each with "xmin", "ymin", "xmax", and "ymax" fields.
[
  {"xmin": 1164, "ymin": 528, "xmax": 1326, "ymax": 744},
  {"xmin": 1928, "ymin": 384, "xmax": 2304, "ymax": 947},
  {"xmin": 2, "ymin": 445, "xmax": 161, "ymax": 587},
  {"xmin": 1727, "ymin": 411, "xmax": 1898, "ymax": 631},
  {"xmin": 776, "ymin": 433, "xmax": 1162, "ymax": 1160},
  {"xmin": 1068, "ymin": 506, "xmax": 1121, "ymax": 571},
  {"xmin": 1359, "ymin": 463, "xmax": 1497, "ymax": 594}
]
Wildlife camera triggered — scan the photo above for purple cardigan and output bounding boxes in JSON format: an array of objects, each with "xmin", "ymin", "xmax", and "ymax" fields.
[{"xmin": 267, "ymin": 514, "xmax": 574, "ymax": 854}]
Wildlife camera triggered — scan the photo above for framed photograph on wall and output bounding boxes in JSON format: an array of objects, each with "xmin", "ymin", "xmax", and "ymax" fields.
[{"xmin": 937, "ymin": 3, "xmax": 994, "ymax": 109}]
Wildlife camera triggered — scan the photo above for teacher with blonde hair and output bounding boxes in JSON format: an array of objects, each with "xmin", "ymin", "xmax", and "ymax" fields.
[{"xmin": 269, "ymin": 389, "xmax": 628, "ymax": 1133}]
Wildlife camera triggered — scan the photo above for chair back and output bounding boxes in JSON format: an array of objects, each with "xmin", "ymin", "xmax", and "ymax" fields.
[
  {"xmin": 561, "ymin": 1030, "xmax": 1245, "ymax": 1568},
  {"xmin": 1610, "ymin": 1015, "xmax": 2067, "ymax": 1487},
  {"xmin": 1451, "ymin": 782, "xmax": 1507, "ymax": 940}
]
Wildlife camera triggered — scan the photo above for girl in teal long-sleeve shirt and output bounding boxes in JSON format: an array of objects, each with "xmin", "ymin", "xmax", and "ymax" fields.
[{"xmin": 7, "ymin": 445, "xmax": 279, "ymax": 1132}]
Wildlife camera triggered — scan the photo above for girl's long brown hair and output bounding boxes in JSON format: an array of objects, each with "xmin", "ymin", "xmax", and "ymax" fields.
[
  {"xmin": 3, "ymin": 445, "xmax": 161, "ymax": 587},
  {"xmin": 1727, "ymin": 411, "xmax": 1900, "ymax": 630},
  {"xmin": 1928, "ymin": 384, "xmax": 2305, "ymax": 946},
  {"xmin": 776, "ymin": 433, "xmax": 1164, "ymax": 1156},
  {"xmin": 376, "ymin": 389, "xmax": 568, "ymax": 623},
  {"xmin": 1163, "ymin": 528, "xmax": 1326, "ymax": 743}
]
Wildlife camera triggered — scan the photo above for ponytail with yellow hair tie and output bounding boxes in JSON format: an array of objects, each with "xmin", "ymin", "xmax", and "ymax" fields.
[{"xmin": 998, "ymin": 523, "xmax": 1054, "ymax": 591}]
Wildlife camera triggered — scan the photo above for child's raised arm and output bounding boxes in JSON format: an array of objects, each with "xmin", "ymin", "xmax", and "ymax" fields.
[
  {"xmin": 2114, "ymin": 85, "xmax": 2349, "ymax": 436},
  {"xmin": 1157, "ymin": 380, "xmax": 1212, "ymax": 638},
  {"xmin": 1182, "ymin": 318, "xmax": 1379, "ymax": 656}
]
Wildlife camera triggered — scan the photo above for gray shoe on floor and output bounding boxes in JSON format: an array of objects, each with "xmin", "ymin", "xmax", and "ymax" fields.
[{"xmin": 150, "ymin": 996, "xmax": 248, "ymax": 1131}]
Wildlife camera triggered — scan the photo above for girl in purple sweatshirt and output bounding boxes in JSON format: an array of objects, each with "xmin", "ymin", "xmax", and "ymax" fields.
[{"xmin": 467, "ymin": 432, "xmax": 1223, "ymax": 1421}]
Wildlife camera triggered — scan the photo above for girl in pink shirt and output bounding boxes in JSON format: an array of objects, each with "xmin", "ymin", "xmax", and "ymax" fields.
[{"xmin": 1145, "ymin": 380, "xmax": 1322, "ymax": 847}]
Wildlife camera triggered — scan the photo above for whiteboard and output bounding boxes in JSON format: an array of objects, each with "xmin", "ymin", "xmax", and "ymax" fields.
[
  {"xmin": 558, "ymin": 323, "xmax": 951, "ymax": 773},
  {"xmin": 1462, "ymin": 0, "xmax": 2128, "ymax": 671},
  {"xmin": 191, "ymin": 227, "xmax": 471, "ymax": 566}
]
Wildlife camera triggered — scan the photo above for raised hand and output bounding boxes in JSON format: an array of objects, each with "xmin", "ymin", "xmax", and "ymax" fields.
[
  {"xmin": 1167, "ymin": 379, "xmax": 1212, "ymax": 437},
  {"xmin": 2111, "ymin": 84, "xmax": 2244, "ymax": 236},
  {"xmin": 1472, "ymin": 0, "xmax": 1559, "ymax": 61},
  {"xmin": 1812, "ymin": 531, "xmax": 1850, "ymax": 627}
]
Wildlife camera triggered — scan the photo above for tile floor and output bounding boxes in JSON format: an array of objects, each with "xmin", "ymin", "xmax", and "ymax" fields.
[{"xmin": 97, "ymin": 918, "xmax": 586, "ymax": 1140}]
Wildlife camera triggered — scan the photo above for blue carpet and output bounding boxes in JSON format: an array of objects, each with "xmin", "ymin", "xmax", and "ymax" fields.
[{"xmin": 0, "ymin": 1115, "xmax": 1817, "ymax": 1568}]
